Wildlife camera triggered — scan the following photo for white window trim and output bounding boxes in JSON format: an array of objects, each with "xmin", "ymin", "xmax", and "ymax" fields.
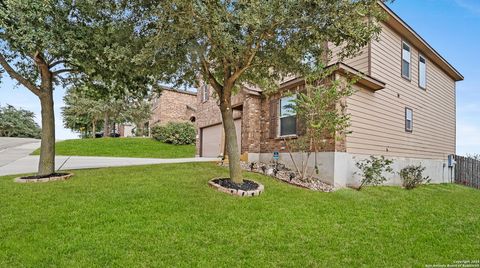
[
  {"xmin": 202, "ymin": 84, "xmax": 209, "ymax": 102},
  {"xmin": 418, "ymin": 54, "xmax": 427, "ymax": 89},
  {"xmin": 278, "ymin": 95, "xmax": 297, "ymax": 138},
  {"xmin": 405, "ymin": 107, "xmax": 413, "ymax": 132},
  {"xmin": 401, "ymin": 41, "xmax": 412, "ymax": 80}
]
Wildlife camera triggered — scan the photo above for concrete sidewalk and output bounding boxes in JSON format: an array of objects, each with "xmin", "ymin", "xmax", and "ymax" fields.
[{"xmin": 0, "ymin": 155, "xmax": 220, "ymax": 176}]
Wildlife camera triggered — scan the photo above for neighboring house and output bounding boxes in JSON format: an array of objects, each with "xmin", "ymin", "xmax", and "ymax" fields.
[
  {"xmin": 149, "ymin": 86, "xmax": 197, "ymax": 127},
  {"xmin": 196, "ymin": 2, "xmax": 464, "ymax": 187},
  {"xmin": 118, "ymin": 87, "xmax": 197, "ymax": 138}
]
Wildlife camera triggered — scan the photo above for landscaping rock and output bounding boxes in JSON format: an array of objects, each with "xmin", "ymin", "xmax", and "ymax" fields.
[{"xmin": 14, "ymin": 173, "xmax": 74, "ymax": 183}]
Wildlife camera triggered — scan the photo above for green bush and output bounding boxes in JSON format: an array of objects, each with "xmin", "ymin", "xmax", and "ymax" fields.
[
  {"xmin": 355, "ymin": 156, "xmax": 394, "ymax": 190},
  {"xmin": 399, "ymin": 165, "xmax": 430, "ymax": 190},
  {"xmin": 151, "ymin": 122, "xmax": 196, "ymax": 145}
]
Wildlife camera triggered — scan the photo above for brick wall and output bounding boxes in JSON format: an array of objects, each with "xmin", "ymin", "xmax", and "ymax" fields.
[
  {"xmin": 195, "ymin": 82, "xmax": 341, "ymax": 157},
  {"xmin": 149, "ymin": 89, "xmax": 197, "ymax": 127}
]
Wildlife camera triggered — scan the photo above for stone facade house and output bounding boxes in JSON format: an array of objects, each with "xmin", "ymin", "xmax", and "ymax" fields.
[
  {"xmin": 195, "ymin": 3, "xmax": 463, "ymax": 187},
  {"xmin": 149, "ymin": 87, "xmax": 197, "ymax": 127}
]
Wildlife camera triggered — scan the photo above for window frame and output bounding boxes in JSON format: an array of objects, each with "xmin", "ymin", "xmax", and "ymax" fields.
[
  {"xmin": 405, "ymin": 107, "xmax": 413, "ymax": 133},
  {"xmin": 201, "ymin": 84, "xmax": 209, "ymax": 102},
  {"xmin": 278, "ymin": 95, "xmax": 297, "ymax": 137},
  {"xmin": 401, "ymin": 41, "xmax": 412, "ymax": 81},
  {"xmin": 418, "ymin": 54, "xmax": 427, "ymax": 90}
]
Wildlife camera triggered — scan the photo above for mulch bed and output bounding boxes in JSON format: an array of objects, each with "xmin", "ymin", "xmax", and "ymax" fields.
[
  {"xmin": 208, "ymin": 178, "xmax": 264, "ymax": 197},
  {"xmin": 212, "ymin": 178, "xmax": 259, "ymax": 191},
  {"xmin": 14, "ymin": 173, "xmax": 74, "ymax": 183}
]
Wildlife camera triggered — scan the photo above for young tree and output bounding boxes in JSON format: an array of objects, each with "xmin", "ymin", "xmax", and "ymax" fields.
[
  {"xmin": 284, "ymin": 68, "xmax": 356, "ymax": 180},
  {"xmin": 124, "ymin": 99, "xmax": 152, "ymax": 137},
  {"xmin": 139, "ymin": 0, "xmax": 388, "ymax": 183},
  {"xmin": 0, "ymin": 104, "xmax": 41, "ymax": 138},
  {"xmin": 62, "ymin": 86, "xmax": 105, "ymax": 138}
]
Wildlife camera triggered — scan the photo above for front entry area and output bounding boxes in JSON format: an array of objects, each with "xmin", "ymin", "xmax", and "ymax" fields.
[{"xmin": 200, "ymin": 119, "xmax": 241, "ymax": 157}]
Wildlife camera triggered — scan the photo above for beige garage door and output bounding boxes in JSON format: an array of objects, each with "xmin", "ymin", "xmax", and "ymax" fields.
[{"xmin": 201, "ymin": 119, "xmax": 241, "ymax": 157}]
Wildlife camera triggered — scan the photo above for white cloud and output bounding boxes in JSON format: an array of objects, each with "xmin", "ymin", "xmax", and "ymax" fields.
[{"xmin": 454, "ymin": 0, "xmax": 480, "ymax": 15}]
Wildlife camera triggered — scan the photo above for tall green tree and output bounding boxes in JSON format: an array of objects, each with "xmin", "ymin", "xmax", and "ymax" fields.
[
  {"xmin": 0, "ymin": 104, "xmax": 41, "ymax": 138},
  {"xmin": 0, "ymin": 1, "xmax": 152, "ymax": 175},
  {"xmin": 138, "ymin": 0, "xmax": 388, "ymax": 183}
]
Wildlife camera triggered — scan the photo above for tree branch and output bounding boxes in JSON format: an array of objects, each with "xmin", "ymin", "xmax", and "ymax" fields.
[
  {"xmin": 201, "ymin": 56, "xmax": 223, "ymax": 94},
  {"xmin": 52, "ymin": 68, "xmax": 76, "ymax": 76},
  {"xmin": 49, "ymin": 59, "xmax": 67, "ymax": 69},
  {"xmin": 0, "ymin": 53, "xmax": 41, "ymax": 96}
]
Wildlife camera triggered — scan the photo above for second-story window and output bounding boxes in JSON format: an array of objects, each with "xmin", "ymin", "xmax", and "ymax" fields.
[
  {"xmin": 405, "ymin": 107, "xmax": 413, "ymax": 132},
  {"xmin": 402, "ymin": 41, "xmax": 411, "ymax": 80},
  {"xmin": 202, "ymin": 84, "xmax": 209, "ymax": 102},
  {"xmin": 419, "ymin": 55, "xmax": 427, "ymax": 89},
  {"xmin": 279, "ymin": 95, "xmax": 297, "ymax": 136}
]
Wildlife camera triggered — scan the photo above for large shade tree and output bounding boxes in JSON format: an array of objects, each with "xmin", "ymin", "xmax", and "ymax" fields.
[
  {"xmin": 0, "ymin": 0, "xmax": 152, "ymax": 175},
  {"xmin": 138, "ymin": 0, "xmax": 388, "ymax": 183}
]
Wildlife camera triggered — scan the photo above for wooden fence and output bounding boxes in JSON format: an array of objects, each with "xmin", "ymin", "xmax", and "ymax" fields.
[{"xmin": 454, "ymin": 155, "xmax": 480, "ymax": 189}]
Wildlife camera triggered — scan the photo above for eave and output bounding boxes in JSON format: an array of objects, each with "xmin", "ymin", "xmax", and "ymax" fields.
[{"xmin": 379, "ymin": 2, "xmax": 464, "ymax": 82}]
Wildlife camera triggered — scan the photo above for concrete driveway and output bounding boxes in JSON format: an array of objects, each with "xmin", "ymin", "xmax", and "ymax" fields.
[
  {"xmin": 0, "ymin": 137, "xmax": 219, "ymax": 176},
  {"xmin": 0, "ymin": 137, "xmax": 41, "ymax": 168}
]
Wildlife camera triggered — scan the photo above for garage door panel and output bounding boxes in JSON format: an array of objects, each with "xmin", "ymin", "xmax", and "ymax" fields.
[
  {"xmin": 201, "ymin": 124, "xmax": 223, "ymax": 157},
  {"xmin": 201, "ymin": 119, "xmax": 242, "ymax": 157}
]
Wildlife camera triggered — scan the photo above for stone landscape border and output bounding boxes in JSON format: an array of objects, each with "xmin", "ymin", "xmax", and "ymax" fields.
[
  {"xmin": 14, "ymin": 173, "xmax": 74, "ymax": 183},
  {"xmin": 208, "ymin": 178, "xmax": 264, "ymax": 197}
]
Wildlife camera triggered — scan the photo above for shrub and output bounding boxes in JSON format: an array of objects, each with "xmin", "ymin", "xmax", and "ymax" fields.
[
  {"xmin": 399, "ymin": 165, "xmax": 430, "ymax": 190},
  {"xmin": 355, "ymin": 156, "xmax": 394, "ymax": 190},
  {"xmin": 151, "ymin": 122, "xmax": 196, "ymax": 145}
]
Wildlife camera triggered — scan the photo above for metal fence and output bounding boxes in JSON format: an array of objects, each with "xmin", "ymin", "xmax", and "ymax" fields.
[{"xmin": 454, "ymin": 155, "xmax": 480, "ymax": 189}]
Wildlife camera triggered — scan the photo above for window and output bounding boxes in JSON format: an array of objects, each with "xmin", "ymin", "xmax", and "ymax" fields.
[
  {"xmin": 405, "ymin": 108, "xmax": 413, "ymax": 132},
  {"xmin": 279, "ymin": 95, "xmax": 296, "ymax": 136},
  {"xmin": 202, "ymin": 84, "xmax": 209, "ymax": 102},
  {"xmin": 419, "ymin": 55, "xmax": 427, "ymax": 89},
  {"xmin": 401, "ymin": 41, "xmax": 411, "ymax": 80}
]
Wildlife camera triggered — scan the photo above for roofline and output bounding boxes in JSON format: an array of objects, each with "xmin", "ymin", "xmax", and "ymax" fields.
[
  {"xmin": 159, "ymin": 85, "xmax": 197, "ymax": 96},
  {"xmin": 279, "ymin": 62, "xmax": 386, "ymax": 91},
  {"xmin": 379, "ymin": 2, "xmax": 464, "ymax": 81}
]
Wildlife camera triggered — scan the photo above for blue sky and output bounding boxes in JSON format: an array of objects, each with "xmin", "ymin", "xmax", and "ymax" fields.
[{"xmin": 0, "ymin": 0, "xmax": 479, "ymax": 154}]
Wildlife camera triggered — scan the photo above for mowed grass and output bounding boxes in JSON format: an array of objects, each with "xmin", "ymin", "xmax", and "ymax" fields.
[
  {"xmin": 1, "ymin": 163, "xmax": 479, "ymax": 267},
  {"xmin": 32, "ymin": 138, "xmax": 195, "ymax": 158}
]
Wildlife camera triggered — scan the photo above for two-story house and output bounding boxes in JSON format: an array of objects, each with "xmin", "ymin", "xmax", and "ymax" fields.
[{"xmin": 195, "ymin": 2, "xmax": 463, "ymax": 187}]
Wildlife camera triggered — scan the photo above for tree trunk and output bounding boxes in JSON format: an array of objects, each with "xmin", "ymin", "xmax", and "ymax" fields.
[
  {"xmin": 103, "ymin": 113, "xmax": 110, "ymax": 138},
  {"xmin": 38, "ymin": 90, "xmax": 56, "ymax": 176},
  {"xmin": 219, "ymin": 98, "xmax": 243, "ymax": 183},
  {"xmin": 92, "ymin": 120, "xmax": 96, "ymax": 138}
]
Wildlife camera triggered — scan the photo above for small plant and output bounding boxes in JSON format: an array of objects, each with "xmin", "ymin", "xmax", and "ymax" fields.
[
  {"xmin": 151, "ymin": 122, "xmax": 196, "ymax": 145},
  {"xmin": 399, "ymin": 165, "xmax": 430, "ymax": 190},
  {"xmin": 260, "ymin": 165, "xmax": 267, "ymax": 174},
  {"xmin": 249, "ymin": 162, "xmax": 256, "ymax": 172},
  {"xmin": 355, "ymin": 156, "xmax": 394, "ymax": 190}
]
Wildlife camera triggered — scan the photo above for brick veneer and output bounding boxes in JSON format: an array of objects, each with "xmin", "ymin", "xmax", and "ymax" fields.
[
  {"xmin": 149, "ymin": 89, "xmax": 197, "ymax": 127},
  {"xmin": 196, "ymin": 82, "xmax": 342, "ymax": 157}
]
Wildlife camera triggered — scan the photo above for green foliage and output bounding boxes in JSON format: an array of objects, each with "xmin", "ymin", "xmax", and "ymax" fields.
[
  {"xmin": 400, "ymin": 165, "xmax": 431, "ymax": 190},
  {"xmin": 151, "ymin": 122, "xmax": 196, "ymax": 145},
  {"xmin": 355, "ymin": 156, "xmax": 394, "ymax": 190},
  {"xmin": 0, "ymin": 164, "xmax": 479, "ymax": 267},
  {"xmin": 0, "ymin": 104, "xmax": 41, "ymax": 138},
  {"xmin": 62, "ymin": 85, "xmax": 153, "ymax": 137},
  {"xmin": 138, "ymin": 0, "xmax": 388, "ymax": 90}
]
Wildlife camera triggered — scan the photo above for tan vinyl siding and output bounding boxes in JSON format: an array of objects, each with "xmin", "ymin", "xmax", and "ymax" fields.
[
  {"xmin": 345, "ymin": 22, "xmax": 456, "ymax": 159},
  {"xmin": 329, "ymin": 43, "xmax": 370, "ymax": 74}
]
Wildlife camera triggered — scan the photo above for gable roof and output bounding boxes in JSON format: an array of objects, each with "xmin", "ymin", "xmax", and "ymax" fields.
[{"xmin": 379, "ymin": 2, "xmax": 464, "ymax": 81}]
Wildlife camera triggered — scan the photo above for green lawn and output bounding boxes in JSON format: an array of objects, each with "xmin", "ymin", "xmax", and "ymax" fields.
[
  {"xmin": 32, "ymin": 138, "xmax": 195, "ymax": 158},
  {"xmin": 1, "ymin": 163, "xmax": 479, "ymax": 267}
]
